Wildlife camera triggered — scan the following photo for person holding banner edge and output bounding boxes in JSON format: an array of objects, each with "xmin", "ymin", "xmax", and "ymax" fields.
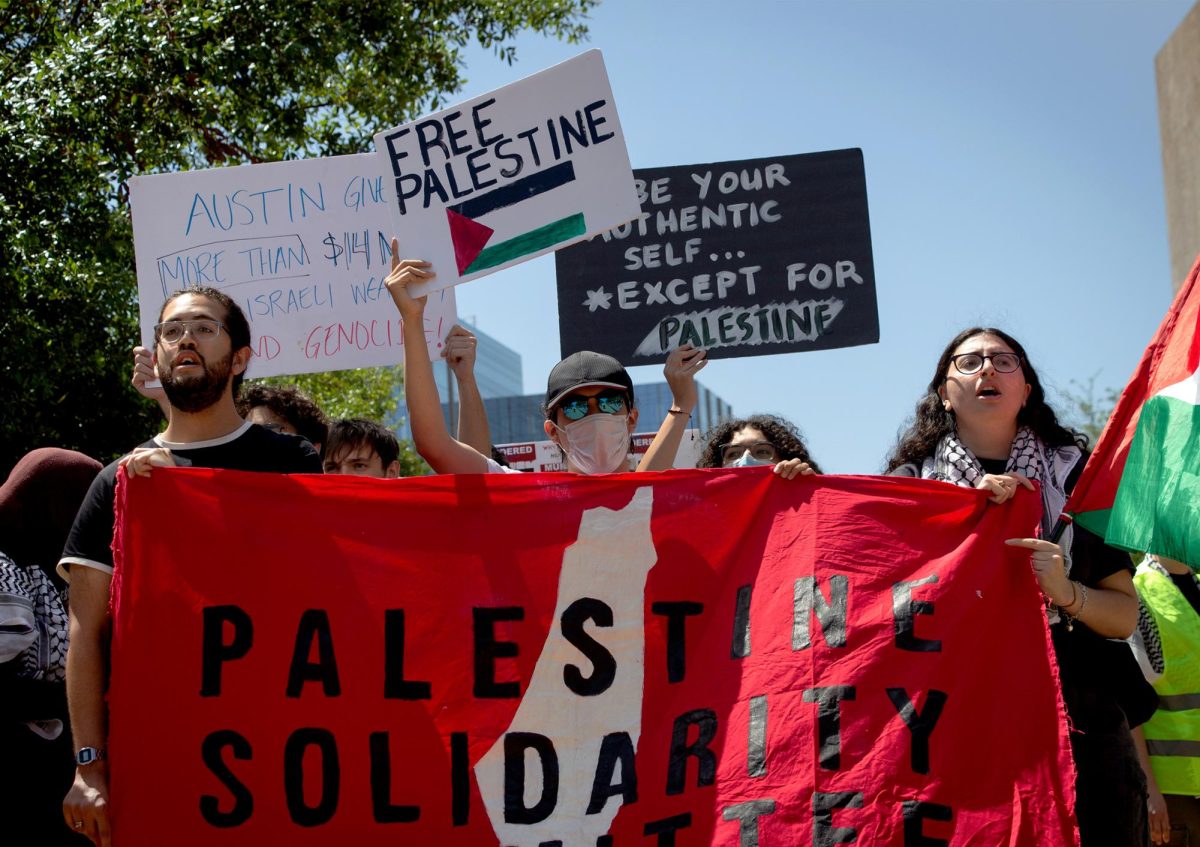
[
  {"xmin": 886, "ymin": 326, "xmax": 1149, "ymax": 846},
  {"xmin": 59, "ymin": 288, "xmax": 321, "ymax": 846}
]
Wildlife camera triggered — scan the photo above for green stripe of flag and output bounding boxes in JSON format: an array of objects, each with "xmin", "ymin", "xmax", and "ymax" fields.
[
  {"xmin": 1103, "ymin": 393, "xmax": 1200, "ymax": 563},
  {"xmin": 464, "ymin": 213, "xmax": 585, "ymax": 275}
]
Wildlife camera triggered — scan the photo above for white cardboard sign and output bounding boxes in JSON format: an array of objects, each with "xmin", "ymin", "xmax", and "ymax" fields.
[
  {"xmin": 372, "ymin": 49, "xmax": 639, "ymax": 296},
  {"xmin": 129, "ymin": 153, "xmax": 456, "ymax": 379}
]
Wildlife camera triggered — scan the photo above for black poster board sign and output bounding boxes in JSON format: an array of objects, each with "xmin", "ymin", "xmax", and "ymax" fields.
[{"xmin": 554, "ymin": 149, "xmax": 877, "ymax": 364}]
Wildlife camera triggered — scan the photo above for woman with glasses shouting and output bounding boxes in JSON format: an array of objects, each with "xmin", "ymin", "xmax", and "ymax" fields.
[{"xmin": 886, "ymin": 326, "xmax": 1148, "ymax": 847}]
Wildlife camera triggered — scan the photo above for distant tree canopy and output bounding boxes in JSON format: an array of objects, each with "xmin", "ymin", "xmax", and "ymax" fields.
[{"xmin": 0, "ymin": 0, "xmax": 593, "ymax": 473}]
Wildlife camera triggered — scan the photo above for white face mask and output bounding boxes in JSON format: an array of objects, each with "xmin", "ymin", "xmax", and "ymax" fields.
[
  {"xmin": 555, "ymin": 414, "xmax": 630, "ymax": 474},
  {"xmin": 728, "ymin": 451, "xmax": 774, "ymax": 468}
]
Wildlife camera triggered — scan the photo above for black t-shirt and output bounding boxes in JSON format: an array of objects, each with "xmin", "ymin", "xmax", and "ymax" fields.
[
  {"xmin": 1170, "ymin": 571, "xmax": 1200, "ymax": 617},
  {"xmin": 58, "ymin": 422, "xmax": 321, "ymax": 577}
]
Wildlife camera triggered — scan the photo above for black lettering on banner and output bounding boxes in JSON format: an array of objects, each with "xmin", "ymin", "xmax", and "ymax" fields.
[
  {"xmin": 731, "ymin": 584, "xmax": 753, "ymax": 658},
  {"xmin": 723, "ymin": 799, "xmax": 777, "ymax": 847},
  {"xmin": 503, "ymin": 732, "xmax": 559, "ymax": 825},
  {"xmin": 283, "ymin": 728, "xmax": 340, "ymax": 827},
  {"xmin": 562, "ymin": 598, "xmax": 617, "ymax": 696},
  {"xmin": 666, "ymin": 708, "xmax": 718, "ymax": 795},
  {"xmin": 383, "ymin": 609, "xmax": 432, "ymax": 699},
  {"xmin": 902, "ymin": 800, "xmax": 953, "ymax": 846},
  {"xmin": 368, "ymin": 732, "xmax": 420, "ymax": 823},
  {"xmin": 199, "ymin": 730, "xmax": 253, "ymax": 827},
  {"xmin": 893, "ymin": 575, "xmax": 942, "ymax": 652},
  {"xmin": 451, "ymin": 732, "xmax": 470, "ymax": 826},
  {"xmin": 286, "ymin": 610, "xmax": 341, "ymax": 698},
  {"xmin": 644, "ymin": 813, "xmax": 694, "ymax": 846},
  {"xmin": 803, "ymin": 686, "xmax": 856, "ymax": 770},
  {"xmin": 474, "ymin": 606, "xmax": 524, "ymax": 698},
  {"xmin": 748, "ymin": 694, "xmax": 768, "ymax": 778},
  {"xmin": 812, "ymin": 791, "xmax": 863, "ymax": 847},
  {"xmin": 651, "ymin": 601, "xmax": 703, "ymax": 683},
  {"xmin": 200, "ymin": 605, "xmax": 252, "ymax": 696},
  {"xmin": 586, "ymin": 732, "xmax": 638, "ymax": 814},
  {"xmin": 793, "ymin": 575, "xmax": 849, "ymax": 649},
  {"xmin": 886, "ymin": 689, "xmax": 949, "ymax": 775}
]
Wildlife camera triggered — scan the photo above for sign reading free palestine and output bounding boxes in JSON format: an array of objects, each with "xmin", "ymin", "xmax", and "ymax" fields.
[{"xmin": 372, "ymin": 49, "xmax": 640, "ymax": 297}]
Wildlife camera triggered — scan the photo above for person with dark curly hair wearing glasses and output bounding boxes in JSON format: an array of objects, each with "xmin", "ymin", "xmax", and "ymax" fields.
[{"xmin": 696, "ymin": 414, "xmax": 821, "ymax": 479}]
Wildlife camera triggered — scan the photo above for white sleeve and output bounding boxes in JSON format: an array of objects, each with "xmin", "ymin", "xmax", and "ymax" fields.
[{"xmin": 485, "ymin": 458, "xmax": 523, "ymax": 475}]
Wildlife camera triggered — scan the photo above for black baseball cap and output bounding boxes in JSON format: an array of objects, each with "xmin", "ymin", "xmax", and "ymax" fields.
[{"xmin": 544, "ymin": 351, "xmax": 634, "ymax": 413}]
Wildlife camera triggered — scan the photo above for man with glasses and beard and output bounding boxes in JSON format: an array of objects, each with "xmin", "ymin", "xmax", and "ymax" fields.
[{"xmin": 58, "ymin": 287, "xmax": 321, "ymax": 845}]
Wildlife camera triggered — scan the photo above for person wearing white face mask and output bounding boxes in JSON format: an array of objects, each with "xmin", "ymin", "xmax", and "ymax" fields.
[
  {"xmin": 384, "ymin": 246, "xmax": 653, "ymax": 476},
  {"xmin": 696, "ymin": 414, "xmax": 821, "ymax": 479},
  {"xmin": 541, "ymin": 351, "xmax": 639, "ymax": 474}
]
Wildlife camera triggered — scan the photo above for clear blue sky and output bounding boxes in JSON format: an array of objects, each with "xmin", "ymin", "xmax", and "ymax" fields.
[{"xmin": 446, "ymin": 0, "xmax": 1191, "ymax": 473}]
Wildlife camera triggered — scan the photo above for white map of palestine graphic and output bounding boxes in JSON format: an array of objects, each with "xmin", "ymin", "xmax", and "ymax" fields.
[{"xmin": 475, "ymin": 486, "xmax": 657, "ymax": 846}]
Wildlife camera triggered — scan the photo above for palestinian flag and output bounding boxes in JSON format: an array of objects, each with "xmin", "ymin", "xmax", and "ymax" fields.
[{"xmin": 1065, "ymin": 255, "xmax": 1200, "ymax": 568}]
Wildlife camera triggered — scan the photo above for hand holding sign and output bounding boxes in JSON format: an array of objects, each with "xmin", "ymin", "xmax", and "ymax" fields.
[
  {"xmin": 384, "ymin": 238, "xmax": 433, "ymax": 323},
  {"xmin": 663, "ymin": 344, "xmax": 707, "ymax": 414}
]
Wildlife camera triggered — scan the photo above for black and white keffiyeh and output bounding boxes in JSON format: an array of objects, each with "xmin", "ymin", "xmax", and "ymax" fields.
[{"xmin": 920, "ymin": 427, "xmax": 1081, "ymax": 623}]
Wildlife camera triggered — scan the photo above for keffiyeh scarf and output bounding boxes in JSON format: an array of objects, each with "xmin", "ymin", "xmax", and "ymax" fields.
[{"xmin": 920, "ymin": 427, "xmax": 1082, "ymax": 623}]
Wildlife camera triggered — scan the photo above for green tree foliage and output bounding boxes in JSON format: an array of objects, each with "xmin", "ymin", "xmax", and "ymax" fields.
[
  {"xmin": 250, "ymin": 367, "xmax": 432, "ymax": 477},
  {"xmin": 1058, "ymin": 373, "xmax": 1121, "ymax": 444},
  {"xmin": 1, "ymin": 0, "xmax": 593, "ymax": 473}
]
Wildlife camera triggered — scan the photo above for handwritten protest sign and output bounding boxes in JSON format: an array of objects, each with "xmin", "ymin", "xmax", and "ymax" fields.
[
  {"xmin": 555, "ymin": 150, "xmax": 878, "ymax": 365},
  {"xmin": 129, "ymin": 154, "xmax": 456, "ymax": 380},
  {"xmin": 108, "ymin": 470, "xmax": 1075, "ymax": 845},
  {"xmin": 496, "ymin": 430, "xmax": 702, "ymax": 472},
  {"xmin": 372, "ymin": 49, "xmax": 639, "ymax": 297}
]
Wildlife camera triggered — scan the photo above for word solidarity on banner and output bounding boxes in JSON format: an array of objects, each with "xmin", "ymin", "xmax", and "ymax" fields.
[
  {"xmin": 108, "ymin": 470, "xmax": 1075, "ymax": 846},
  {"xmin": 129, "ymin": 154, "xmax": 456, "ymax": 379},
  {"xmin": 373, "ymin": 49, "xmax": 640, "ymax": 297},
  {"xmin": 555, "ymin": 150, "xmax": 878, "ymax": 365}
]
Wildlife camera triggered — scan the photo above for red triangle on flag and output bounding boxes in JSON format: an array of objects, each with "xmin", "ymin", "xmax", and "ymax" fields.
[{"xmin": 446, "ymin": 209, "xmax": 494, "ymax": 275}]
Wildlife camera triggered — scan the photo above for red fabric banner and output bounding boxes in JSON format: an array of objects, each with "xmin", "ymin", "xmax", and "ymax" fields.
[{"xmin": 107, "ymin": 468, "xmax": 1075, "ymax": 846}]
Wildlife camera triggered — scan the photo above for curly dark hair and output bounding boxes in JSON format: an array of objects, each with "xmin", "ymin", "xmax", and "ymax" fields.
[
  {"xmin": 885, "ymin": 327, "xmax": 1086, "ymax": 472},
  {"xmin": 237, "ymin": 384, "xmax": 329, "ymax": 448},
  {"xmin": 697, "ymin": 414, "xmax": 822, "ymax": 472}
]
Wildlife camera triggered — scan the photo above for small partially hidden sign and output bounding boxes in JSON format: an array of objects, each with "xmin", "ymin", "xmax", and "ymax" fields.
[
  {"xmin": 373, "ymin": 49, "xmax": 639, "ymax": 297},
  {"xmin": 129, "ymin": 154, "xmax": 456, "ymax": 379},
  {"xmin": 496, "ymin": 430, "xmax": 702, "ymax": 472},
  {"xmin": 555, "ymin": 150, "xmax": 878, "ymax": 365}
]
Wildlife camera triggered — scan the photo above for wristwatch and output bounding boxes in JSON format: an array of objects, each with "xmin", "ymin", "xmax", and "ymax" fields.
[{"xmin": 75, "ymin": 747, "xmax": 105, "ymax": 766}]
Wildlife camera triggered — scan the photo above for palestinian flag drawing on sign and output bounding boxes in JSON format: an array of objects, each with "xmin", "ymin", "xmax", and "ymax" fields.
[
  {"xmin": 446, "ymin": 161, "xmax": 586, "ymax": 276},
  {"xmin": 1064, "ymin": 255, "xmax": 1200, "ymax": 569}
]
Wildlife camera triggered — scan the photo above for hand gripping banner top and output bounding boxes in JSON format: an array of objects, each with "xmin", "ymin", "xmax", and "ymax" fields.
[{"xmin": 106, "ymin": 468, "xmax": 1075, "ymax": 846}]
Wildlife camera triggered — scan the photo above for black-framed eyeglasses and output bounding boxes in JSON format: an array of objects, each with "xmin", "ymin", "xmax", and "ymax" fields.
[
  {"xmin": 154, "ymin": 319, "xmax": 225, "ymax": 345},
  {"xmin": 558, "ymin": 390, "xmax": 628, "ymax": 422},
  {"xmin": 949, "ymin": 352, "xmax": 1021, "ymax": 375},
  {"xmin": 720, "ymin": 440, "xmax": 778, "ymax": 466}
]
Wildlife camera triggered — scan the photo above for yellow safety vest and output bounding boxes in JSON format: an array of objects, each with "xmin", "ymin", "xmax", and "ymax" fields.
[{"xmin": 1136, "ymin": 562, "xmax": 1200, "ymax": 796}]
